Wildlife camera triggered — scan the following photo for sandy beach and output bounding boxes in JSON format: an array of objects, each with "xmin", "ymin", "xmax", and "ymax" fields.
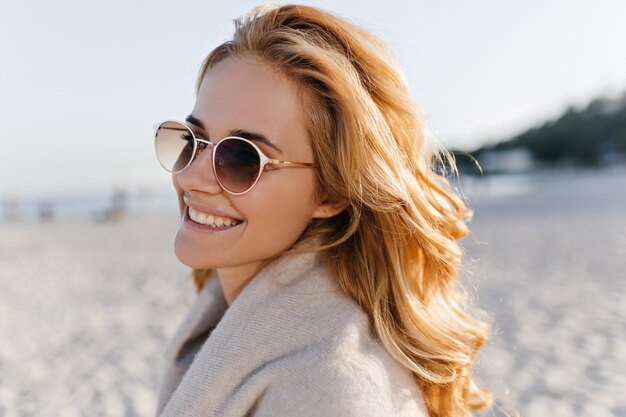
[
  {"xmin": 466, "ymin": 168, "xmax": 626, "ymax": 417},
  {"xmin": 0, "ymin": 168, "xmax": 624, "ymax": 417}
]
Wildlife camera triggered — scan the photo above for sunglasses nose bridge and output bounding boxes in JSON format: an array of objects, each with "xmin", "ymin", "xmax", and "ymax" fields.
[
  {"xmin": 188, "ymin": 138, "xmax": 213, "ymax": 166},
  {"xmin": 194, "ymin": 138, "xmax": 213, "ymax": 154},
  {"xmin": 176, "ymin": 138, "xmax": 223, "ymax": 195}
]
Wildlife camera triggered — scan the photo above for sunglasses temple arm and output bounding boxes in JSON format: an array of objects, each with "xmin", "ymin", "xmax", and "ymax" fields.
[
  {"xmin": 268, "ymin": 159, "xmax": 316, "ymax": 168},
  {"xmin": 154, "ymin": 124, "xmax": 194, "ymax": 134}
]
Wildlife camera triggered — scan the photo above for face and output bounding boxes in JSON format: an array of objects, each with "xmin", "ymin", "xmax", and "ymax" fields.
[{"xmin": 172, "ymin": 56, "xmax": 339, "ymax": 277}]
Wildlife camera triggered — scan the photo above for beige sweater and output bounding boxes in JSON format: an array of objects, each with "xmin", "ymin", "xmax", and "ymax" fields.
[{"xmin": 156, "ymin": 251, "xmax": 428, "ymax": 417}]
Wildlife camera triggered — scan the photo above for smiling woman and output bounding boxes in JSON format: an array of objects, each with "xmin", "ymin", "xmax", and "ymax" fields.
[
  {"xmin": 165, "ymin": 57, "xmax": 342, "ymax": 303},
  {"xmin": 152, "ymin": 4, "xmax": 493, "ymax": 417}
]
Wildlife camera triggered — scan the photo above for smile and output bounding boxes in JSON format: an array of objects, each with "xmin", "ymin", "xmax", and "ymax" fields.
[{"xmin": 188, "ymin": 206, "xmax": 243, "ymax": 228}]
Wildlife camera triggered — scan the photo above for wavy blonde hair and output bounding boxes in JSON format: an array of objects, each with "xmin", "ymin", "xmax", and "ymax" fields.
[{"xmin": 190, "ymin": 4, "xmax": 492, "ymax": 416}]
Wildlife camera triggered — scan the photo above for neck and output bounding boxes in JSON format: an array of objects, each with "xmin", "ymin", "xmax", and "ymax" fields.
[{"xmin": 217, "ymin": 261, "xmax": 263, "ymax": 305}]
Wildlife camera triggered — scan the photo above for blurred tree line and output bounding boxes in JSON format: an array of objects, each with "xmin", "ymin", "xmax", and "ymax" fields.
[{"xmin": 452, "ymin": 91, "xmax": 626, "ymax": 174}]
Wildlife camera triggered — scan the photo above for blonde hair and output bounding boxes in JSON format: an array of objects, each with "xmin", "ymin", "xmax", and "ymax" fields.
[{"xmin": 191, "ymin": 4, "xmax": 493, "ymax": 416}]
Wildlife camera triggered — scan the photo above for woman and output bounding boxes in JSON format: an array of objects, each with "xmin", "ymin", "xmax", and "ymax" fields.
[{"xmin": 153, "ymin": 4, "xmax": 492, "ymax": 417}]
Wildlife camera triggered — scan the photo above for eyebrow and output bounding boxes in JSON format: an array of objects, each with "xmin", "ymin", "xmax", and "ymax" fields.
[{"xmin": 185, "ymin": 114, "xmax": 283, "ymax": 154}]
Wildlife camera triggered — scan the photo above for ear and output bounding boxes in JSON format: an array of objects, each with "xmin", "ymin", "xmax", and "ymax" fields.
[{"xmin": 311, "ymin": 197, "xmax": 349, "ymax": 219}]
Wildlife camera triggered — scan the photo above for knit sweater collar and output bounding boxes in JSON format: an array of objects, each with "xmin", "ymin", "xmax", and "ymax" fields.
[{"xmin": 158, "ymin": 250, "xmax": 339, "ymax": 416}]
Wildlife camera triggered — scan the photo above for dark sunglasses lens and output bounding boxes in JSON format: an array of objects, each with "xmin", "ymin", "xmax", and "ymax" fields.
[
  {"xmin": 215, "ymin": 139, "xmax": 261, "ymax": 193},
  {"xmin": 155, "ymin": 121, "xmax": 194, "ymax": 172}
]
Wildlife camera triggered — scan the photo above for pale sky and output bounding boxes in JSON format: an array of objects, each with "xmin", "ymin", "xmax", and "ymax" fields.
[{"xmin": 1, "ymin": 0, "xmax": 626, "ymax": 195}]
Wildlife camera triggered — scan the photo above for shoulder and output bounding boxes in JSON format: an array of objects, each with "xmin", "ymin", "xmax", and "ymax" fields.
[
  {"xmin": 251, "ymin": 304, "xmax": 429, "ymax": 417},
  {"xmin": 211, "ymin": 252, "xmax": 426, "ymax": 416}
]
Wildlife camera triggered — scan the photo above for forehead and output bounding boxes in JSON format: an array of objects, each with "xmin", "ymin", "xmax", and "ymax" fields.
[{"xmin": 192, "ymin": 57, "xmax": 310, "ymax": 157}]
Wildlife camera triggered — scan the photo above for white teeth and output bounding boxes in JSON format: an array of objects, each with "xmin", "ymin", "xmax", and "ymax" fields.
[{"xmin": 188, "ymin": 207, "xmax": 241, "ymax": 227}]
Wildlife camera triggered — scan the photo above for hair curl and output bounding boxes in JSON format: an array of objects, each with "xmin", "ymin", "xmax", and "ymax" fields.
[{"xmin": 190, "ymin": 4, "xmax": 493, "ymax": 416}]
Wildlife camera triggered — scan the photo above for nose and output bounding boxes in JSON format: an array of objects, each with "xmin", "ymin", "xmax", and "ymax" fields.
[{"xmin": 174, "ymin": 141, "xmax": 222, "ymax": 195}]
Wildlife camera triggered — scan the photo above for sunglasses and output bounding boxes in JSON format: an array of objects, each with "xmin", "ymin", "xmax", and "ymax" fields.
[{"xmin": 154, "ymin": 120, "xmax": 316, "ymax": 195}]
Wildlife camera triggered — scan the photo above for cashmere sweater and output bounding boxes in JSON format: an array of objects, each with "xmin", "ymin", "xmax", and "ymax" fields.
[{"xmin": 156, "ymin": 251, "xmax": 428, "ymax": 417}]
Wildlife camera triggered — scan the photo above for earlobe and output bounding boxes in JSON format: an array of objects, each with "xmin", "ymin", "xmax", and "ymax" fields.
[{"xmin": 312, "ymin": 199, "xmax": 349, "ymax": 219}]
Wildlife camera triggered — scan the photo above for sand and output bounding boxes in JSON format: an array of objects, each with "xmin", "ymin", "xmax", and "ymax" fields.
[
  {"xmin": 465, "ymin": 169, "xmax": 626, "ymax": 417},
  {"xmin": 0, "ymin": 214, "xmax": 188, "ymax": 417},
  {"xmin": 0, "ymin": 168, "xmax": 624, "ymax": 417}
]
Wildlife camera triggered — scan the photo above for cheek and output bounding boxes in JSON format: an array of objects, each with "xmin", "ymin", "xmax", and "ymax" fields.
[
  {"xmin": 243, "ymin": 173, "xmax": 317, "ymax": 241},
  {"xmin": 172, "ymin": 174, "xmax": 185, "ymax": 215}
]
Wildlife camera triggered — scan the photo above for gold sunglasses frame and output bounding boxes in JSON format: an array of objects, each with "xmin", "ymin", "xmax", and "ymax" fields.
[{"xmin": 154, "ymin": 120, "xmax": 316, "ymax": 195}]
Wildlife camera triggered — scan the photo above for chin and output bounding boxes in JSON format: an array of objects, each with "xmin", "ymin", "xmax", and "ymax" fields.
[
  {"xmin": 173, "ymin": 233, "xmax": 244, "ymax": 270},
  {"xmin": 174, "ymin": 234, "xmax": 216, "ymax": 270},
  {"xmin": 174, "ymin": 250, "xmax": 209, "ymax": 270}
]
